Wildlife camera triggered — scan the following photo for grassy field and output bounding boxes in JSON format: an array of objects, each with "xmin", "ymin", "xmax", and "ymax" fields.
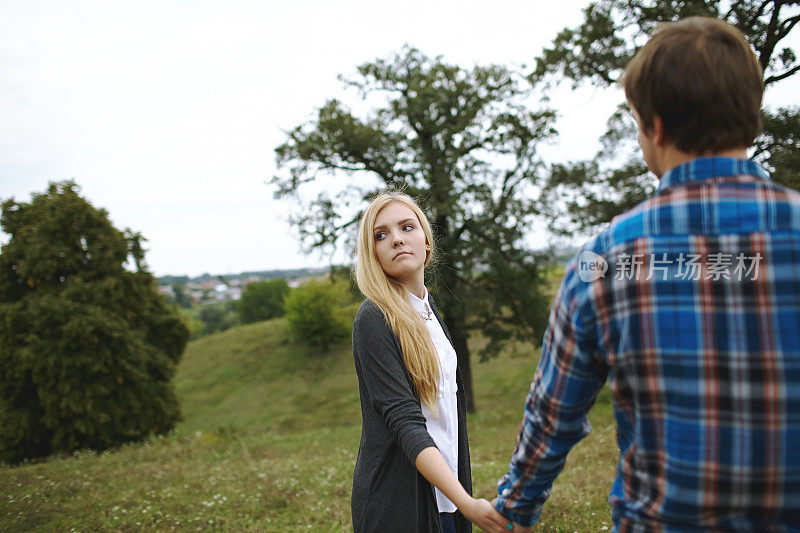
[{"xmin": 0, "ymin": 315, "xmax": 618, "ymax": 532}]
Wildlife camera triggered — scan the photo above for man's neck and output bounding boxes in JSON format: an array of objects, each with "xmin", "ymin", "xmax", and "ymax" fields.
[{"xmin": 655, "ymin": 147, "xmax": 748, "ymax": 178}]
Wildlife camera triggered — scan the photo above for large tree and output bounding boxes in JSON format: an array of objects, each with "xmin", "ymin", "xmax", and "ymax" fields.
[
  {"xmin": 272, "ymin": 47, "xmax": 555, "ymax": 411},
  {"xmin": 0, "ymin": 182, "xmax": 189, "ymax": 463},
  {"xmin": 535, "ymin": 0, "xmax": 800, "ymax": 234}
]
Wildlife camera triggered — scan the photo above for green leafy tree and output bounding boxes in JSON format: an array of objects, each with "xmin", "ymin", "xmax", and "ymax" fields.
[
  {"xmin": 284, "ymin": 279, "xmax": 350, "ymax": 351},
  {"xmin": 198, "ymin": 302, "xmax": 239, "ymax": 334},
  {"xmin": 171, "ymin": 282, "xmax": 192, "ymax": 308},
  {"xmin": 535, "ymin": 0, "xmax": 800, "ymax": 234},
  {"xmin": 0, "ymin": 181, "xmax": 189, "ymax": 463},
  {"xmin": 237, "ymin": 279, "xmax": 290, "ymax": 324},
  {"xmin": 272, "ymin": 47, "xmax": 556, "ymax": 410}
]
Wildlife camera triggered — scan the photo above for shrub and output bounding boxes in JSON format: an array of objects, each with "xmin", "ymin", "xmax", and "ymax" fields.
[
  {"xmin": 284, "ymin": 279, "xmax": 349, "ymax": 351},
  {"xmin": 237, "ymin": 279, "xmax": 290, "ymax": 324},
  {"xmin": 198, "ymin": 301, "xmax": 239, "ymax": 335}
]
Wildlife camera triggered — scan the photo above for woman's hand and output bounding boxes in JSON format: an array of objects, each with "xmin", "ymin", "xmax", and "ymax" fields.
[
  {"xmin": 459, "ymin": 497, "xmax": 514, "ymax": 533},
  {"xmin": 412, "ymin": 448, "xmax": 517, "ymax": 532}
]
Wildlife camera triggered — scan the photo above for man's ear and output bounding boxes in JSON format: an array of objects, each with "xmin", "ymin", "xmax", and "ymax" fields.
[{"xmin": 651, "ymin": 114, "xmax": 666, "ymax": 147}]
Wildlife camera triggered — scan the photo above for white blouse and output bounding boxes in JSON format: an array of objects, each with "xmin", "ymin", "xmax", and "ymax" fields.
[{"xmin": 408, "ymin": 289, "xmax": 459, "ymax": 513}]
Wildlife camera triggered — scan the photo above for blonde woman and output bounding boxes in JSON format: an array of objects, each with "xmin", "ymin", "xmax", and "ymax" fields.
[{"xmin": 351, "ymin": 192, "xmax": 509, "ymax": 533}]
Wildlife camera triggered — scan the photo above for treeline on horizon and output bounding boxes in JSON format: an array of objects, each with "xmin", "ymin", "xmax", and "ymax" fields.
[{"xmin": 157, "ymin": 266, "xmax": 329, "ymax": 285}]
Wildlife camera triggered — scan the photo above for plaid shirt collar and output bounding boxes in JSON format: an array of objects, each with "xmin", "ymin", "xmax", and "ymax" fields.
[{"xmin": 657, "ymin": 156, "xmax": 770, "ymax": 192}]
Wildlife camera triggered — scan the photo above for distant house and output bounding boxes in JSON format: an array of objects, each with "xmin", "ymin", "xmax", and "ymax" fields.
[
  {"xmin": 287, "ymin": 272, "xmax": 330, "ymax": 288},
  {"xmin": 157, "ymin": 268, "xmax": 337, "ymax": 305},
  {"xmin": 158, "ymin": 285, "xmax": 175, "ymax": 298},
  {"xmin": 204, "ymin": 282, "xmax": 243, "ymax": 302}
]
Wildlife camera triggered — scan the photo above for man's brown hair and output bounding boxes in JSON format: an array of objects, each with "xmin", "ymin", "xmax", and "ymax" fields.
[{"xmin": 623, "ymin": 17, "xmax": 764, "ymax": 153}]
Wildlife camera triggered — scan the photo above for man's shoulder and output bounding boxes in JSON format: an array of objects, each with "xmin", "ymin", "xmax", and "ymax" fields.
[
  {"xmin": 606, "ymin": 169, "xmax": 800, "ymax": 240},
  {"xmin": 561, "ymin": 199, "xmax": 661, "ymax": 284},
  {"xmin": 602, "ymin": 197, "xmax": 660, "ymax": 249},
  {"xmin": 762, "ymin": 177, "xmax": 800, "ymax": 206}
]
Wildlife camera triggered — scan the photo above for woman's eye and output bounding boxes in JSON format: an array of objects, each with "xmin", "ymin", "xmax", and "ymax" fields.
[
  {"xmin": 403, "ymin": 224, "xmax": 414, "ymax": 231},
  {"xmin": 374, "ymin": 232, "xmax": 386, "ymax": 241}
]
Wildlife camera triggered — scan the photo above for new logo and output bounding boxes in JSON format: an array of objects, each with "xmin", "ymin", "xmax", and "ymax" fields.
[{"xmin": 577, "ymin": 250, "xmax": 608, "ymax": 282}]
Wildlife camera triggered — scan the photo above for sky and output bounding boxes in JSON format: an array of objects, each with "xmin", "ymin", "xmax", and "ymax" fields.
[{"xmin": 1, "ymin": 1, "xmax": 798, "ymax": 278}]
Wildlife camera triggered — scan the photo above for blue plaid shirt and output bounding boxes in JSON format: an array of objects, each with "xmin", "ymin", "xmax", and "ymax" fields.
[{"xmin": 495, "ymin": 158, "xmax": 800, "ymax": 531}]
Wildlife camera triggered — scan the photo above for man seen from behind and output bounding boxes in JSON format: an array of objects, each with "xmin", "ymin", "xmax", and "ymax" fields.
[{"xmin": 494, "ymin": 16, "xmax": 800, "ymax": 532}]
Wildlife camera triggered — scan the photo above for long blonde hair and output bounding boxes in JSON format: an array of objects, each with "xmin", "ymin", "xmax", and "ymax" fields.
[{"xmin": 355, "ymin": 192, "xmax": 440, "ymax": 416}]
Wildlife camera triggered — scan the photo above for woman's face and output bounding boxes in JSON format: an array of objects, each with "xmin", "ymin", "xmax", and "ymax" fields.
[{"xmin": 372, "ymin": 202, "xmax": 428, "ymax": 286}]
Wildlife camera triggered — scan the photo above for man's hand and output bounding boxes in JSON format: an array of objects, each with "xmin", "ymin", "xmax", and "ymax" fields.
[
  {"xmin": 459, "ymin": 497, "xmax": 514, "ymax": 533},
  {"xmin": 490, "ymin": 498, "xmax": 535, "ymax": 532}
]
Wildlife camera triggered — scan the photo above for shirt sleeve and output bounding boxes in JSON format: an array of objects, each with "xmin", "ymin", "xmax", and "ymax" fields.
[
  {"xmin": 494, "ymin": 260, "xmax": 609, "ymax": 527},
  {"xmin": 353, "ymin": 302, "xmax": 437, "ymax": 464}
]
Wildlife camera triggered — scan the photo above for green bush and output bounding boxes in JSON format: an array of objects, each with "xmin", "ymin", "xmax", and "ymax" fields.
[
  {"xmin": 177, "ymin": 308, "xmax": 205, "ymax": 339},
  {"xmin": 198, "ymin": 301, "xmax": 239, "ymax": 335},
  {"xmin": 237, "ymin": 279, "xmax": 289, "ymax": 324},
  {"xmin": 0, "ymin": 182, "xmax": 189, "ymax": 464},
  {"xmin": 170, "ymin": 282, "xmax": 192, "ymax": 308},
  {"xmin": 284, "ymin": 279, "xmax": 350, "ymax": 351}
]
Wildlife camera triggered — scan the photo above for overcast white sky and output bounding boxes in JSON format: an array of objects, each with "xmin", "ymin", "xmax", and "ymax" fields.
[{"xmin": 1, "ymin": 1, "xmax": 798, "ymax": 277}]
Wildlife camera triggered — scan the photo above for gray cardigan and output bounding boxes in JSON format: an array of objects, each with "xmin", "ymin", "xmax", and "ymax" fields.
[{"xmin": 351, "ymin": 297, "xmax": 472, "ymax": 533}]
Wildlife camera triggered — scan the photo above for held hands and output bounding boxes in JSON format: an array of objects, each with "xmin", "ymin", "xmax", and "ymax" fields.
[
  {"xmin": 489, "ymin": 498, "xmax": 534, "ymax": 533},
  {"xmin": 459, "ymin": 498, "xmax": 511, "ymax": 533},
  {"xmin": 460, "ymin": 497, "xmax": 534, "ymax": 533}
]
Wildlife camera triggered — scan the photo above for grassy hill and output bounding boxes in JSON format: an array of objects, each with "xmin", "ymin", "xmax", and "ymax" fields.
[
  {"xmin": 0, "ymin": 317, "xmax": 617, "ymax": 531},
  {"xmin": 173, "ymin": 318, "xmax": 361, "ymax": 435}
]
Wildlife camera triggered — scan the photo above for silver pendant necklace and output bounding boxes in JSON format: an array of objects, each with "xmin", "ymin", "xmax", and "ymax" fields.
[{"xmin": 418, "ymin": 303, "xmax": 433, "ymax": 321}]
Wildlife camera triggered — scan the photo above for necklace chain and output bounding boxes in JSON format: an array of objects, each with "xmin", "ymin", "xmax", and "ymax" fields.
[{"xmin": 418, "ymin": 304, "xmax": 433, "ymax": 321}]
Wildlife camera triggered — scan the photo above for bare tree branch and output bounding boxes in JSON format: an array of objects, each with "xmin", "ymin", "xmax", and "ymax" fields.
[{"xmin": 765, "ymin": 63, "xmax": 800, "ymax": 84}]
